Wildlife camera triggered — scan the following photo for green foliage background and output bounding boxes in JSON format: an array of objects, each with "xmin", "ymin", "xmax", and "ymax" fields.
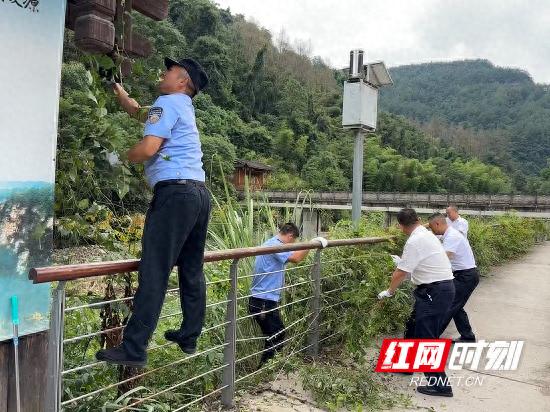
[
  {"xmin": 381, "ymin": 60, "xmax": 550, "ymax": 190},
  {"xmin": 55, "ymin": 0, "xmax": 550, "ymax": 249}
]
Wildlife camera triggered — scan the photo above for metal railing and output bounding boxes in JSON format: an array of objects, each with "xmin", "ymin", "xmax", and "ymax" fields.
[
  {"xmin": 251, "ymin": 190, "xmax": 550, "ymax": 210},
  {"xmin": 30, "ymin": 236, "xmax": 392, "ymax": 411}
]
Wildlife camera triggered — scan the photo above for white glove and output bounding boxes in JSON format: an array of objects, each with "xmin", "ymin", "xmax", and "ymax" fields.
[
  {"xmin": 378, "ymin": 290, "xmax": 393, "ymax": 300},
  {"xmin": 106, "ymin": 151, "xmax": 121, "ymax": 166},
  {"xmin": 390, "ymin": 255, "xmax": 401, "ymax": 266},
  {"xmin": 312, "ymin": 236, "xmax": 328, "ymax": 248}
]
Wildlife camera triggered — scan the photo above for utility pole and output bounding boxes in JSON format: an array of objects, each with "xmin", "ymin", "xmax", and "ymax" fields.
[
  {"xmin": 342, "ymin": 49, "xmax": 393, "ymax": 229},
  {"xmin": 352, "ymin": 130, "xmax": 364, "ymax": 225}
]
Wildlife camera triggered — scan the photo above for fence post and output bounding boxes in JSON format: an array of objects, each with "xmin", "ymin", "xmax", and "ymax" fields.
[
  {"xmin": 45, "ymin": 281, "xmax": 66, "ymax": 412},
  {"xmin": 384, "ymin": 211, "xmax": 392, "ymax": 228},
  {"xmin": 221, "ymin": 259, "xmax": 239, "ymax": 409},
  {"xmin": 307, "ymin": 250, "xmax": 322, "ymax": 358}
]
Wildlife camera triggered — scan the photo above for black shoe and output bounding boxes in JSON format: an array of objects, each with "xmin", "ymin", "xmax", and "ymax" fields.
[
  {"xmin": 95, "ymin": 345, "xmax": 146, "ymax": 367},
  {"xmin": 164, "ymin": 329, "xmax": 197, "ymax": 354},
  {"xmin": 417, "ymin": 385, "xmax": 453, "ymax": 397},
  {"xmin": 452, "ymin": 336, "xmax": 476, "ymax": 343}
]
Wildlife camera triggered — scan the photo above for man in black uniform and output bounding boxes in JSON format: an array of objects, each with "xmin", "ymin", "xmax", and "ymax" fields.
[
  {"xmin": 379, "ymin": 209, "xmax": 456, "ymax": 397},
  {"xmin": 429, "ymin": 213, "xmax": 479, "ymax": 342}
]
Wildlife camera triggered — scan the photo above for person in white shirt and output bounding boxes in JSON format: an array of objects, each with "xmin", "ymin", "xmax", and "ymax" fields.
[
  {"xmin": 446, "ymin": 205, "xmax": 468, "ymax": 237},
  {"xmin": 429, "ymin": 213, "xmax": 479, "ymax": 343},
  {"xmin": 378, "ymin": 208, "xmax": 455, "ymax": 397}
]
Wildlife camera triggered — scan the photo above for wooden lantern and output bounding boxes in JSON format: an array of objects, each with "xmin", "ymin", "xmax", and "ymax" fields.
[
  {"xmin": 73, "ymin": 0, "xmax": 117, "ymax": 54},
  {"xmin": 133, "ymin": 0, "xmax": 169, "ymax": 21}
]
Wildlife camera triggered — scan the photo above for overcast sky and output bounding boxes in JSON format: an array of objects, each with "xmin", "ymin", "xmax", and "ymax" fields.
[{"xmin": 215, "ymin": 0, "xmax": 550, "ymax": 84}]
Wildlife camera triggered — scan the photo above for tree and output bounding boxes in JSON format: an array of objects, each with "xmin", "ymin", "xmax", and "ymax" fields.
[
  {"xmin": 190, "ymin": 35, "xmax": 234, "ymax": 106},
  {"xmin": 302, "ymin": 152, "xmax": 348, "ymax": 191},
  {"xmin": 273, "ymin": 128, "xmax": 308, "ymax": 172},
  {"xmin": 200, "ymin": 134, "xmax": 237, "ymax": 195},
  {"xmin": 169, "ymin": 0, "xmax": 222, "ymax": 43},
  {"xmin": 380, "ymin": 59, "xmax": 550, "ymax": 176}
]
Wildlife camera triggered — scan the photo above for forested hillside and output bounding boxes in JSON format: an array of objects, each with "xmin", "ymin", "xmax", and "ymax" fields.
[
  {"xmin": 381, "ymin": 60, "xmax": 550, "ymax": 185},
  {"xmin": 56, "ymin": 0, "xmax": 550, "ymax": 236}
]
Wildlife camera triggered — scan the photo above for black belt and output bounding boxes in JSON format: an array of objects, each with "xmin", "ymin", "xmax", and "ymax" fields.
[
  {"xmin": 453, "ymin": 268, "xmax": 478, "ymax": 275},
  {"xmin": 417, "ymin": 279, "xmax": 453, "ymax": 288},
  {"xmin": 154, "ymin": 179, "xmax": 205, "ymax": 191}
]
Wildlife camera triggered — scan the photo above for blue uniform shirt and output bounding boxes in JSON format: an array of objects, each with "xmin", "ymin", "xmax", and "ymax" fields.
[
  {"xmin": 143, "ymin": 93, "xmax": 205, "ymax": 187},
  {"xmin": 250, "ymin": 236, "xmax": 293, "ymax": 302}
]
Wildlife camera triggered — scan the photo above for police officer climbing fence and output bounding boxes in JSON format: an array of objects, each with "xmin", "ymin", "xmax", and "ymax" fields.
[
  {"xmin": 378, "ymin": 208, "xmax": 456, "ymax": 397},
  {"xmin": 96, "ymin": 57, "xmax": 210, "ymax": 367}
]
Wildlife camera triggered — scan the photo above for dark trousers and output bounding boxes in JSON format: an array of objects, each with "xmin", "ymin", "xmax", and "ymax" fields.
[
  {"xmin": 122, "ymin": 181, "xmax": 211, "ymax": 358},
  {"xmin": 414, "ymin": 280, "xmax": 455, "ymax": 389},
  {"xmin": 248, "ymin": 297, "xmax": 286, "ymax": 364},
  {"xmin": 404, "ymin": 305, "xmax": 416, "ymax": 339},
  {"xmin": 440, "ymin": 268, "xmax": 479, "ymax": 339}
]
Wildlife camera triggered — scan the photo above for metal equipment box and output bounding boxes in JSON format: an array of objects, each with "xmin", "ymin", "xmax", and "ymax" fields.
[{"xmin": 342, "ymin": 80, "xmax": 379, "ymax": 131}]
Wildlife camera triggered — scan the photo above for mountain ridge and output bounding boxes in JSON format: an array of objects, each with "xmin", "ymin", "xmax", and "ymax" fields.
[{"xmin": 380, "ymin": 59, "xmax": 550, "ymax": 175}]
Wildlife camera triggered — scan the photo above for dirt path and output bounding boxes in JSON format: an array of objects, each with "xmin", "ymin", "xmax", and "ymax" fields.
[
  {"xmin": 237, "ymin": 375, "xmax": 323, "ymax": 411},
  {"xmin": 238, "ymin": 242, "xmax": 550, "ymax": 411}
]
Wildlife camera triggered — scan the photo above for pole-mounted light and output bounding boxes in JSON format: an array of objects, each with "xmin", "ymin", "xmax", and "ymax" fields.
[{"xmin": 342, "ymin": 50, "xmax": 393, "ymax": 227}]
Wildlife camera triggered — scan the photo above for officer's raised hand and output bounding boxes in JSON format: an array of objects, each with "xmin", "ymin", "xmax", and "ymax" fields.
[
  {"xmin": 112, "ymin": 82, "xmax": 124, "ymax": 95},
  {"xmin": 110, "ymin": 82, "xmax": 144, "ymax": 122}
]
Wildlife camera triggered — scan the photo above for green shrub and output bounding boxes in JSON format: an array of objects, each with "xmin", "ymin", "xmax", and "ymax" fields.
[
  {"xmin": 61, "ymin": 207, "xmax": 548, "ymax": 410},
  {"xmin": 469, "ymin": 214, "xmax": 550, "ymax": 275}
]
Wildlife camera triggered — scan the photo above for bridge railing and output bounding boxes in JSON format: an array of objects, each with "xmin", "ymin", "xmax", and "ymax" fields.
[
  {"xmin": 30, "ymin": 236, "xmax": 392, "ymax": 411},
  {"xmin": 254, "ymin": 191, "xmax": 550, "ymax": 209}
]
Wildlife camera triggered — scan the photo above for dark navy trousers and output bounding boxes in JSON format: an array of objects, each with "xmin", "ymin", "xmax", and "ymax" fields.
[
  {"xmin": 413, "ymin": 280, "xmax": 455, "ymax": 389},
  {"xmin": 122, "ymin": 180, "xmax": 211, "ymax": 358},
  {"xmin": 248, "ymin": 297, "xmax": 286, "ymax": 365},
  {"xmin": 439, "ymin": 268, "xmax": 479, "ymax": 339}
]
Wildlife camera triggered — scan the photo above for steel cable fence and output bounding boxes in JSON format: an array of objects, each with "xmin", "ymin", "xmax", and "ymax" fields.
[{"xmin": 29, "ymin": 236, "xmax": 392, "ymax": 411}]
